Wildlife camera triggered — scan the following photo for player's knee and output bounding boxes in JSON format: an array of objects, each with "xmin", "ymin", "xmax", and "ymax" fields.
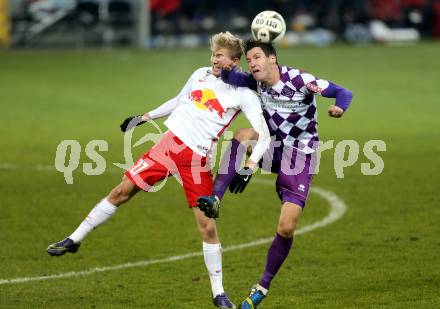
[
  {"xmin": 278, "ymin": 219, "xmax": 297, "ymax": 238},
  {"xmin": 278, "ymin": 227, "xmax": 294, "ymax": 238},
  {"xmin": 234, "ymin": 128, "xmax": 255, "ymax": 143}
]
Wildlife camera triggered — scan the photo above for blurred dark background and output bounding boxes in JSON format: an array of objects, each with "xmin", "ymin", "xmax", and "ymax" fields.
[{"xmin": 1, "ymin": 0, "xmax": 440, "ymax": 48}]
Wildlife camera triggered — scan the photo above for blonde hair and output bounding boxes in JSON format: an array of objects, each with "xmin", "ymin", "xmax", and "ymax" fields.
[{"xmin": 210, "ymin": 31, "xmax": 243, "ymax": 60}]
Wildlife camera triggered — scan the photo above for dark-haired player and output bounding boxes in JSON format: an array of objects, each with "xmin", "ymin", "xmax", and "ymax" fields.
[{"xmin": 197, "ymin": 40, "xmax": 353, "ymax": 308}]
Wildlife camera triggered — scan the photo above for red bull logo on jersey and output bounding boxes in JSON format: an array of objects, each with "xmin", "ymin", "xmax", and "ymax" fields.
[{"xmin": 191, "ymin": 89, "xmax": 225, "ymax": 119}]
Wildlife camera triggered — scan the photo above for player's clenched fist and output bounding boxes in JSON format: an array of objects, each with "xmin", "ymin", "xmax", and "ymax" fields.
[
  {"xmin": 328, "ymin": 105, "xmax": 344, "ymax": 118},
  {"xmin": 229, "ymin": 167, "xmax": 253, "ymax": 194}
]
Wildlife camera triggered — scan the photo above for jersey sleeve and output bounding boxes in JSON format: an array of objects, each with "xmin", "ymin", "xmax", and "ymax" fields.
[
  {"xmin": 148, "ymin": 69, "xmax": 196, "ymax": 119},
  {"xmin": 238, "ymin": 89, "xmax": 263, "ymax": 119},
  {"xmin": 298, "ymin": 72, "xmax": 330, "ymax": 96},
  {"xmin": 247, "ymin": 112, "xmax": 271, "ymax": 164},
  {"xmin": 293, "ymin": 71, "xmax": 353, "ymax": 111},
  {"xmin": 221, "ymin": 69, "xmax": 258, "ymax": 91},
  {"xmin": 238, "ymin": 89, "xmax": 270, "ymax": 163},
  {"xmin": 321, "ymin": 82, "xmax": 353, "ymax": 111}
]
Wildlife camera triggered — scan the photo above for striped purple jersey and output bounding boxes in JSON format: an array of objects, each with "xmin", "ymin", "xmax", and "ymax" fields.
[{"xmin": 221, "ymin": 65, "xmax": 352, "ymax": 154}]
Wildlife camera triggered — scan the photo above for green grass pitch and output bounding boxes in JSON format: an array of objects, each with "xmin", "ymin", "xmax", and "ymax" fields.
[{"xmin": 0, "ymin": 42, "xmax": 439, "ymax": 308}]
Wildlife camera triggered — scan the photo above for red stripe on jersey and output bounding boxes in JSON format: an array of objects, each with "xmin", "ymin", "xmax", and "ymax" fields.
[{"xmin": 214, "ymin": 110, "xmax": 241, "ymax": 141}]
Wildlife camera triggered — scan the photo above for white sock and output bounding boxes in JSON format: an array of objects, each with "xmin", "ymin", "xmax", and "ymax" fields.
[
  {"xmin": 203, "ymin": 242, "xmax": 224, "ymax": 297},
  {"xmin": 256, "ymin": 284, "xmax": 268, "ymax": 295},
  {"xmin": 69, "ymin": 199, "xmax": 117, "ymax": 243}
]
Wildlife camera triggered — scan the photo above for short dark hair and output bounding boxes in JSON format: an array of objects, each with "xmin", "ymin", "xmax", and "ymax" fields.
[{"xmin": 243, "ymin": 40, "xmax": 277, "ymax": 58}]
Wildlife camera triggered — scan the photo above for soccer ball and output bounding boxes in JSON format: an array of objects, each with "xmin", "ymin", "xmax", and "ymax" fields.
[{"xmin": 251, "ymin": 10, "xmax": 286, "ymax": 43}]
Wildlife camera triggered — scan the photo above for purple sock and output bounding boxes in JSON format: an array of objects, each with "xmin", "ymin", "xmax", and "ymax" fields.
[
  {"xmin": 259, "ymin": 233, "xmax": 293, "ymax": 290},
  {"xmin": 213, "ymin": 139, "xmax": 246, "ymax": 199}
]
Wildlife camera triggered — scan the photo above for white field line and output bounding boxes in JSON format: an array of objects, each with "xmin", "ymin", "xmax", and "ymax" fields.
[
  {"xmin": 0, "ymin": 168, "xmax": 347, "ymax": 285},
  {"xmin": 0, "ymin": 163, "xmax": 120, "ymax": 173}
]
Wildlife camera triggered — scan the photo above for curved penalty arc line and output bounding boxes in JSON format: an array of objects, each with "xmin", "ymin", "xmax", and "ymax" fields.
[{"xmin": 0, "ymin": 181, "xmax": 346, "ymax": 285}]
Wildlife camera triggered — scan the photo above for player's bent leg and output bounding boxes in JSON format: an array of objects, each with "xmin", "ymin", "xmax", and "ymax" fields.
[
  {"xmin": 200, "ymin": 128, "xmax": 258, "ymax": 219},
  {"xmin": 107, "ymin": 175, "xmax": 141, "ymax": 206},
  {"xmin": 47, "ymin": 176, "xmax": 141, "ymax": 257},
  {"xmin": 210, "ymin": 140, "xmax": 246, "ymax": 203}
]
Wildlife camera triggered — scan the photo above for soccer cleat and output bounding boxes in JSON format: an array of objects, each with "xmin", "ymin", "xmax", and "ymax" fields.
[
  {"xmin": 240, "ymin": 286, "xmax": 266, "ymax": 309},
  {"xmin": 47, "ymin": 237, "xmax": 81, "ymax": 257},
  {"xmin": 197, "ymin": 194, "xmax": 221, "ymax": 219},
  {"xmin": 213, "ymin": 293, "xmax": 236, "ymax": 309}
]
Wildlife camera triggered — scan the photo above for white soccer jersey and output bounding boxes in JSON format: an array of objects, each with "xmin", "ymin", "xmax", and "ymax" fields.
[{"xmin": 148, "ymin": 67, "xmax": 266, "ymax": 160}]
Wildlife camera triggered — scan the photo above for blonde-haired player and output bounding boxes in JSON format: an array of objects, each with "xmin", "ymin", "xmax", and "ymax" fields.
[{"xmin": 47, "ymin": 32, "xmax": 270, "ymax": 309}]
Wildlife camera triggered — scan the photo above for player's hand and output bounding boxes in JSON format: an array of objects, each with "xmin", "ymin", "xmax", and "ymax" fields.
[
  {"xmin": 120, "ymin": 115, "xmax": 146, "ymax": 132},
  {"xmin": 328, "ymin": 105, "xmax": 344, "ymax": 118},
  {"xmin": 221, "ymin": 63, "xmax": 233, "ymax": 71},
  {"xmin": 229, "ymin": 167, "xmax": 253, "ymax": 194}
]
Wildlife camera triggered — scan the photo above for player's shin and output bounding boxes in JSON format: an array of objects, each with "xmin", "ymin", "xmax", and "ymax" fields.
[
  {"xmin": 203, "ymin": 242, "xmax": 224, "ymax": 297},
  {"xmin": 258, "ymin": 233, "xmax": 293, "ymax": 290},
  {"xmin": 213, "ymin": 139, "xmax": 246, "ymax": 199},
  {"xmin": 69, "ymin": 198, "xmax": 117, "ymax": 242}
]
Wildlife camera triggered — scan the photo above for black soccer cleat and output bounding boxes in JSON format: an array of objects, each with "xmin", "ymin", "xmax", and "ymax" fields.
[
  {"xmin": 197, "ymin": 194, "xmax": 221, "ymax": 219},
  {"xmin": 47, "ymin": 237, "xmax": 81, "ymax": 257},
  {"xmin": 213, "ymin": 292, "xmax": 236, "ymax": 309}
]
